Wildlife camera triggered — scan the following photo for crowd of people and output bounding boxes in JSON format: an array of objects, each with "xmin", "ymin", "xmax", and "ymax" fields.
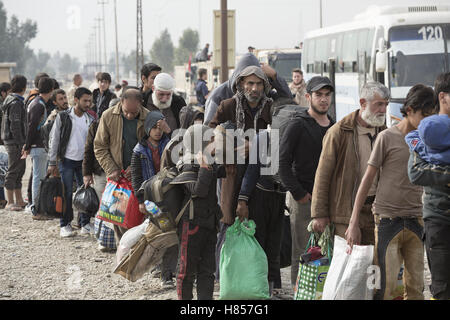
[{"xmin": 0, "ymin": 55, "xmax": 449, "ymax": 301}]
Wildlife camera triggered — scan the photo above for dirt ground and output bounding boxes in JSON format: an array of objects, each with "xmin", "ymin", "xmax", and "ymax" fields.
[{"xmin": 0, "ymin": 157, "xmax": 431, "ymax": 300}]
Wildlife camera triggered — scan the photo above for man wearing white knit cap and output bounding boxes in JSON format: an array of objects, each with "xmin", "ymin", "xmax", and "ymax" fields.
[{"xmin": 147, "ymin": 72, "xmax": 186, "ymax": 132}]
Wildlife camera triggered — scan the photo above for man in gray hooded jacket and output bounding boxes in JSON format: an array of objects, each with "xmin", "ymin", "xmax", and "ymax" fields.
[{"xmin": 204, "ymin": 53, "xmax": 292, "ymax": 125}]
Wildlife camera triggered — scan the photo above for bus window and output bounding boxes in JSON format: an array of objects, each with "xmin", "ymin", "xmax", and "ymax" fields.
[
  {"xmin": 306, "ymin": 38, "xmax": 316, "ymax": 73},
  {"xmin": 335, "ymin": 33, "xmax": 344, "ymax": 72},
  {"xmin": 389, "ymin": 24, "xmax": 449, "ymax": 99},
  {"xmin": 316, "ymin": 36, "xmax": 330, "ymax": 63},
  {"xmin": 366, "ymin": 28, "xmax": 375, "ymax": 73},
  {"xmin": 342, "ymin": 31, "xmax": 358, "ymax": 72}
]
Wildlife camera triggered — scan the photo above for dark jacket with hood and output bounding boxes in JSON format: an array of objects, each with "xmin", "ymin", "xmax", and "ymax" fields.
[
  {"xmin": 1, "ymin": 93, "xmax": 27, "ymax": 146},
  {"xmin": 131, "ymin": 135, "xmax": 170, "ymax": 203},
  {"xmin": 82, "ymin": 120, "xmax": 104, "ymax": 177},
  {"xmin": 408, "ymin": 151, "xmax": 450, "ymax": 225},
  {"xmin": 279, "ymin": 108, "xmax": 334, "ymax": 201},
  {"xmin": 239, "ymin": 129, "xmax": 286, "ymax": 203},
  {"xmin": 171, "ymin": 164, "xmax": 224, "ymax": 231},
  {"xmin": 160, "ymin": 105, "xmax": 205, "ymax": 169},
  {"xmin": 92, "ymin": 88, "xmax": 117, "ymax": 119},
  {"xmin": 204, "ymin": 53, "xmax": 293, "ymax": 125},
  {"xmin": 25, "ymin": 96, "xmax": 47, "ymax": 150}
]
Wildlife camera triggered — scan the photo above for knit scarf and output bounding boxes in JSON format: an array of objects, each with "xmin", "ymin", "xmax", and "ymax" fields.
[{"xmin": 234, "ymin": 90, "xmax": 271, "ymax": 130}]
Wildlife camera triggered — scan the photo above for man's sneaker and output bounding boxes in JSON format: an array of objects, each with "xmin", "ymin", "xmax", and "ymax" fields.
[
  {"xmin": 160, "ymin": 277, "xmax": 175, "ymax": 289},
  {"xmin": 80, "ymin": 223, "xmax": 95, "ymax": 236},
  {"xmin": 60, "ymin": 225, "xmax": 76, "ymax": 238}
]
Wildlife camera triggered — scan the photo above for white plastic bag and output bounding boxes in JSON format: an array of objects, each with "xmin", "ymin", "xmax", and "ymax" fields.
[
  {"xmin": 323, "ymin": 235, "xmax": 374, "ymax": 300},
  {"xmin": 115, "ymin": 219, "xmax": 149, "ymax": 265}
]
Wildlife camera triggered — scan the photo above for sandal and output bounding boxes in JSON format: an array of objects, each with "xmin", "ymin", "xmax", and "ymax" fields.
[{"xmin": 5, "ymin": 204, "xmax": 24, "ymax": 211}]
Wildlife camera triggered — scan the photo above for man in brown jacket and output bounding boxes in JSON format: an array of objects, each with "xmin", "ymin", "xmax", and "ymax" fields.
[
  {"xmin": 94, "ymin": 88, "xmax": 149, "ymax": 243},
  {"xmin": 311, "ymin": 82, "xmax": 389, "ymax": 244},
  {"xmin": 208, "ymin": 65, "xmax": 274, "ymax": 280},
  {"xmin": 208, "ymin": 65, "xmax": 273, "ymax": 224}
]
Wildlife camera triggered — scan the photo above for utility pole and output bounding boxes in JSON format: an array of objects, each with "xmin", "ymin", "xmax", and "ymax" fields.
[
  {"xmin": 92, "ymin": 26, "xmax": 98, "ymax": 71},
  {"xmin": 95, "ymin": 17, "xmax": 103, "ymax": 70},
  {"xmin": 136, "ymin": 0, "xmax": 144, "ymax": 85},
  {"xmin": 220, "ymin": 0, "xmax": 228, "ymax": 82},
  {"xmin": 98, "ymin": 0, "xmax": 108, "ymax": 72},
  {"xmin": 198, "ymin": 0, "xmax": 201, "ymax": 41},
  {"xmin": 114, "ymin": 0, "xmax": 120, "ymax": 83}
]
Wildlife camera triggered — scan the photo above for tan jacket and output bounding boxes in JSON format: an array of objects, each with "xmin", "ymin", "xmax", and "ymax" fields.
[
  {"xmin": 289, "ymin": 81, "xmax": 308, "ymax": 107},
  {"xmin": 94, "ymin": 102, "xmax": 149, "ymax": 177},
  {"xmin": 311, "ymin": 110, "xmax": 385, "ymax": 226},
  {"xmin": 67, "ymin": 84, "xmax": 78, "ymax": 107}
]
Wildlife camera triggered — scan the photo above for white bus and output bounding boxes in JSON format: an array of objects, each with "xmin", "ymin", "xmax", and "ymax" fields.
[{"xmin": 302, "ymin": 5, "xmax": 450, "ymax": 126}]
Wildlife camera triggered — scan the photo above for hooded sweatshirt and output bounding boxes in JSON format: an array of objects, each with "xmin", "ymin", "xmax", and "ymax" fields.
[
  {"xmin": 1, "ymin": 93, "xmax": 27, "ymax": 145},
  {"xmin": 204, "ymin": 53, "xmax": 292, "ymax": 125}
]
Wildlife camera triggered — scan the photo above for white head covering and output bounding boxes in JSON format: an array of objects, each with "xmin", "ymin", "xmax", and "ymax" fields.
[{"xmin": 153, "ymin": 73, "xmax": 175, "ymax": 91}]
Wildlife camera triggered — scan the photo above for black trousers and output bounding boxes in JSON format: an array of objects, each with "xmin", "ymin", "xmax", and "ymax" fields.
[
  {"xmin": 177, "ymin": 220, "xmax": 216, "ymax": 300},
  {"xmin": 248, "ymin": 188, "xmax": 285, "ymax": 285},
  {"xmin": 424, "ymin": 218, "xmax": 450, "ymax": 300}
]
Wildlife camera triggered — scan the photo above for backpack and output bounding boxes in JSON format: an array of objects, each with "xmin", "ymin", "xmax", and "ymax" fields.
[
  {"xmin": 40, "ymin": 110, "xmax": 72, "ymax": 154},
  {"xmin": 36, "ymin": 175, "xmax": 65, "ymax": 217},
  {"xmin": 271, "ymin": 104, "xmax": 308, "ymax": 142},
  {"xmin": 137, "ymin": 166, "xmax": 192, "ymax": 229}
]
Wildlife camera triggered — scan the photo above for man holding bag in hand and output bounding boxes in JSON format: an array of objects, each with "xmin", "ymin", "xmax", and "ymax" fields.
[
  {"xmin": 48, "ymin": 87, "xmax": 95, "ymax": 238},
  {"xmin": 94, "ymin": 88, "xmax": 149, "ymax": 243}
]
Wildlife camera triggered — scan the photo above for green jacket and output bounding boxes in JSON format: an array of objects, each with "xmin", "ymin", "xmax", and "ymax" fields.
[{"xmin": 408, "ymin": 150, "xmax": 450, "ymax": 225}]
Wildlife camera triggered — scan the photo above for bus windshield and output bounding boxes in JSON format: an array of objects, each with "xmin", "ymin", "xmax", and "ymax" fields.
[
  {"xmin": 389, "ymin": 24, "xmax": 450, "ymax": 99},
  {"xmin": 271, "ymin": 54, "xmax": 302, "ymax": 83}
]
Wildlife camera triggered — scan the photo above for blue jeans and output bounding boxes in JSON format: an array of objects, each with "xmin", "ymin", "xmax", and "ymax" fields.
[
  {"xmin": 59, "ymin": 158, "xmax": 90, "ymax": 228},
  {"xmin": 30, "ymin": 148, "xmax": 48, "ymax": 212}
]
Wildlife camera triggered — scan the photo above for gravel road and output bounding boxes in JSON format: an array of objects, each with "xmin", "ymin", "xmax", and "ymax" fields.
[{"xmin": 0, "ymin": 159, "xmax": 430, "ymax": 300}]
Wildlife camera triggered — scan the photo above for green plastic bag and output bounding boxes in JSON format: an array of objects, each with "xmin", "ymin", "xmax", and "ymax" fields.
[{"xmin": 219, "ymin": 218, "xmax": 270, "ymax": 300}]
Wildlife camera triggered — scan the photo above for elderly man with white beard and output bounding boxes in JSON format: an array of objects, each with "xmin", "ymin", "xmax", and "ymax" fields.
[
  {"xmin": 311, "ymin": 82, "xmax": 390, "ymax": 244},
  {"xmin": 146, "ymin": 72, "xmax": 186, "ymax": 132}
]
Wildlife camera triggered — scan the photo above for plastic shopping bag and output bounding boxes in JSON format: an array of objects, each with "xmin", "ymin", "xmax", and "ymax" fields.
[
  {"xmin": 73, "ymin": 185, "xmax": 100, "ymax": 216},
  {"xmin": 114, "ymin": 221, "xmax": 178, "ymax": 282},
  {"xmin": 293, "ymin": 226, "xmax": 333, "ymax": 300},
  {"xmin": 115, "ymin": 219, "xmax": 150, "ymax": 266},
  {"xmin": 322, "ymin": 235, "xmax": 374, "ymax": 300},
  {"xmin": 97, "ymin": 173, "xmax": 144, "ymax": 229},
  {"xmin": 219, "ymin": 218, "xmax": 270, "ymax": 300}
]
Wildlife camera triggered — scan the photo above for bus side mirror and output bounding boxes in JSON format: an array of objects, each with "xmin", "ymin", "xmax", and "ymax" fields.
[{"xmin": 376, "ymin": 51, "xmax": 387, "ymax": 73}]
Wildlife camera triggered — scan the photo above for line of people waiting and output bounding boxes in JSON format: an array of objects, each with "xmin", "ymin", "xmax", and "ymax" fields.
[{"xmin": 0, "ymin": 58, "xmax": 448, "ymax": 301}]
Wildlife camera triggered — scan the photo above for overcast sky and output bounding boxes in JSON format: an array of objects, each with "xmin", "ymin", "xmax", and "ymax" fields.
[{"xmin": 2, "ymin": 0, "xmax": 449, "ymax": 64}]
